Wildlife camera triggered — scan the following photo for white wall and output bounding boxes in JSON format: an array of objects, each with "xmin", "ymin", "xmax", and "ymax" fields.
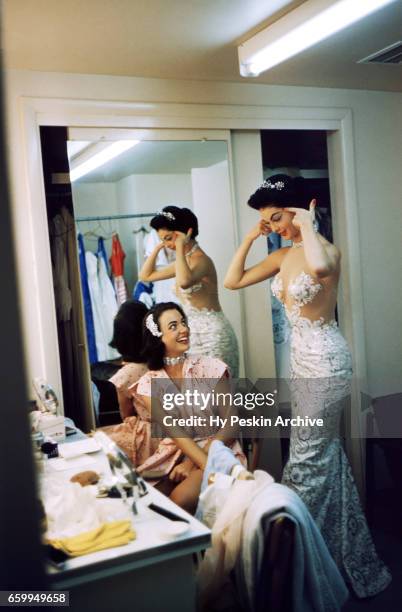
[
  {"xmin": 191, "ymin": 160, "xmax": 245, "ymax": 375},
  {"xmin": 5, "ymin": 69, "xmax": 402, "ymax": 400},
  {"xmin": 115, "ymin": 173, "xmax": 193, "ymax": 291},
  {"xmin": 71, "ymin": 181, "xmax": 119, "ymax": 254},
  {"xmin": 71, "ymin": 173, "xmax": 193, "ymax": 293}
]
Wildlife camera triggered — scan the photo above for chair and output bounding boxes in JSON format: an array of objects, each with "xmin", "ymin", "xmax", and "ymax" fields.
[
  {"xmin": 366, "ymin": 393, "xmax": 402, "ymax": 523},
  {"xmin": 91, "ymin": 360, "xmax": 122, "ymax": 426},
  {"xmin": 256, "ymin": 515, "xmax": 295, "ymax": 612}
]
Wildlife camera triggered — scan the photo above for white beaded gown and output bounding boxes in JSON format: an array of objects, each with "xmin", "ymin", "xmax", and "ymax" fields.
[
  {"xmin": 176, "ymin": 243, "xmax": 239, "ymax": 378},
  {"xmin": 271, "ymin": 269, "xmax": 391, "ymax": 598},
  {"xmin": 180, "ymin": 299, "xmax": 239, "ymax": 379}
]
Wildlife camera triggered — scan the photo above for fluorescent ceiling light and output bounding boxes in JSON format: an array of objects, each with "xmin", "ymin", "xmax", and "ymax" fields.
[
  {"xmin": 70, "ymin": 140, "xmax": 140, "ymax": 182},
  {"xmin": 239, "ymin": 0, "xmax": 397, "ymax": 77}
]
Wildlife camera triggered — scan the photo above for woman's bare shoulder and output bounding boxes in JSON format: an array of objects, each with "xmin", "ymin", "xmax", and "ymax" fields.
[{"xmin": 272, "ymin": 246, "xmax": 292, "ymax": 263}]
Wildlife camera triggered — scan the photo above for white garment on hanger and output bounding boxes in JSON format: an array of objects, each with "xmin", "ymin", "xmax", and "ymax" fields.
[
  {"xmin": 144, "ymin": 229, "xmax": 171, "ymax": 265},
  {"xmin": 85, "ymin": 252, "xmax": 120, "ymax": 362},
  {"xmin": 98, "ymin": 257, "xmax": 120, "ymax": 359},
  {"xmin": 144, "ymin": 229, "xmax": 179, "ymax": 304},
  {"xmin": 134, "ymin": 229, "xmax": 147, "ymax": 277}
]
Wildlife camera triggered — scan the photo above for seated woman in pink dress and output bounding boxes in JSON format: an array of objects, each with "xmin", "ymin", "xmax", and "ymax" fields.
[
  {"xmin": 134, "ymin": 301, "xmax": 246, "ymax": 513},
  {"xmin": 102, "ymin": 299, "xmax": 182, "ymax": 472}
]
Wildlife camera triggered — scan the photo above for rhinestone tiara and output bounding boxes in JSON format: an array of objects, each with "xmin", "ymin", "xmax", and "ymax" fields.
[
  {"xmin": 157, "ymin": 211, "xmax": 175, "ymax": 221},
  {"xmin": 260, "ymin": 179, "xmax": 285, "ymax": 191}
]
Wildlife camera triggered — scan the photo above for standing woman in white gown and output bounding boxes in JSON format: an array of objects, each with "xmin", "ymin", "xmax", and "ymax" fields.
[
  {"xmin": 139, "ymin": 206, "xmax": 239, "ymax": 377},
  {"xmin": 224, "ymin": 174, "xmax": 391, "ymax": 598}
]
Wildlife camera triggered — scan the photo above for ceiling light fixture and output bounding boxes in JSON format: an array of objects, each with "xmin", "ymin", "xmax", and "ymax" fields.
[
  {"xmin": 238, "ymin": 0, "xmax": 397, "ymax": 77},
  {"xmin": 70, "ymin": 140, "xmax": 140, "ymax": 182}
]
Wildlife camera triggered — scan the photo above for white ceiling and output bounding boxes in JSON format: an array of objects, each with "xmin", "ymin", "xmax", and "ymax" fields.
[
  {"xmin": 3, "ymin": 0, "xmax": 402, "ymax": 91},
  {"xmin": 68, "ymin": 140, "xmax": 228, "ymax": 183}
]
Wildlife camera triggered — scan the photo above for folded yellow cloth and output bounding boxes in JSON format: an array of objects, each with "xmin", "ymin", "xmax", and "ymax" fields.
[{"xmin": 47, "ymin": 520, "xmax": 135, "ymax": 557}]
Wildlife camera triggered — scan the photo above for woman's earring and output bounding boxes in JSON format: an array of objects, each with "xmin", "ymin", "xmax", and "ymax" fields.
[{"xmin": 311, "ymin": 208, "xmax": 319, "ymax": 233}]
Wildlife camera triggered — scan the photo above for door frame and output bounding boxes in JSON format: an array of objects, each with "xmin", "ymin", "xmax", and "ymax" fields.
[{"xmin": 12, "ymin": 96, "xmax": 367, "ymax": 493}]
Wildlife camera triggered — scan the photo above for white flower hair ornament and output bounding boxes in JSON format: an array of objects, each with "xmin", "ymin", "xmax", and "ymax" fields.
[{"xmin": 145, "ymin": 314, "xmax": 162, "ymax": 337}]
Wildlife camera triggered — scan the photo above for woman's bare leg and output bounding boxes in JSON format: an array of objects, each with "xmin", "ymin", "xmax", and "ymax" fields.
[
  {"xmin": 154, "ymin": 477, "xmax": 176, "ymax": 497},
  {"xmin": 169, "ymin": 469, "xmax": 203, "ymax": 514}
]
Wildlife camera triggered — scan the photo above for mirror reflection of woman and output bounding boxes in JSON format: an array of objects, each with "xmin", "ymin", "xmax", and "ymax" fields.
[
  {"xmin": 224, "ymin": 175, "xmax": 391, "ymax": 598},
  {"xmin": 139, "ymin": 206, "xmax": 239, "ymax": 377},
  {"xmin": 101, "ymin": 299, "xmax": 182, "ymax": 473},
  {"xmin": 134, "ymin": 302, "xmax": 246, "ymax": 513}
]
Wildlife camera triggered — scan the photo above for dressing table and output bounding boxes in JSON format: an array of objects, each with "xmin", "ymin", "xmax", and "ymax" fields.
[{"xmin": 42, "ymin": 429, "xmax": 210, "ymax": 611}]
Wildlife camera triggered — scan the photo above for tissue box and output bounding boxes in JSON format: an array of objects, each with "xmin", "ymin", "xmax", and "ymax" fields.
[{"xmin": 37, "ymin": 414, "xmax": 66, "ymax": 441}]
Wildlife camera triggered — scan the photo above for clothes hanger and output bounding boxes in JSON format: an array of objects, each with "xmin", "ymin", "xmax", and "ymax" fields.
[
  {"xmin": 133, "ymin": 225, "xmax": 150, "ymax": 234},
  {"xmin": 80, "ymin": 219, "xmax": 115, "ymax": 240}
]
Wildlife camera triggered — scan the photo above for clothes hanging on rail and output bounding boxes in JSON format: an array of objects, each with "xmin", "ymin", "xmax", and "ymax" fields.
[
  {"xmin": 133, "ymin": 280, "xmax": 154, "ymax": 308},
  {"xmin": 144, "ymin": 230, "xmax": 178, "ymax": 304},
  {"xmin": 110, "ymin": 233, "xmax": 128, "ymax": 305},
  {"xmin": 134, "ymin": 226, "xmax": 148, "ymax": 277},
  {"xmin": 49, "ymin": 215, "xmax": 94, "ymax": 431},
  {"xmin": 77, "ymin": 233, "xmax": 98, "ymax": 364},
  {"xmin": 85, "ymin": 251, "xmax": 120, "ymax": 362},
  {"xmin": 97, "ymin": 237, "xmax": 110, "ymax": 276},
  {"xmin": 268, "ymin": 232, "xmax": 291, "ymax": 380},
  {"xmin": 52, "ymin": 214, "xmax": 73, "ymax": 322}
]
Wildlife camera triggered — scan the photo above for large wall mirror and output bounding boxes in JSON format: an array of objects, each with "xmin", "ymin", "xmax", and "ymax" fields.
[{"xmin": 43, "ymin": 128, "xmax": 244, "ymax": 430}]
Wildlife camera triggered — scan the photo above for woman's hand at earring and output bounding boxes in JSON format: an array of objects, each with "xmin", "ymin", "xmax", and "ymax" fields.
[
  {"xmin": 246, "ymin": 220, "xmax": 271, "ymax": 241},
  {"xmin": 175, "ymin": 228, "xmax": 193, "ymax": 247},
  {"xmin": 154, "ymin": 241, "xmax": 166, "ymax": 253},
  {"xmin": 285, "ymin": 199, "xmax": 316, "ymax": 230}
]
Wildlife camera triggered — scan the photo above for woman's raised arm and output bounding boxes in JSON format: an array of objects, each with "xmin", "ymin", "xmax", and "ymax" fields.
[
  {"xmin": 139, "ymin": 242, "xmax": 176, "ymax": 282},
  {"xmin": 224, "ymin": 221, "xmax": 287, "ymax": 289}
]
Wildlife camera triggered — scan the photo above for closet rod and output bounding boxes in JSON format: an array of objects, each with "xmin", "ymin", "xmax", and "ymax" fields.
[{"xmin": 76, "ymin": 213, "xmax": 157, "ymax": 222}]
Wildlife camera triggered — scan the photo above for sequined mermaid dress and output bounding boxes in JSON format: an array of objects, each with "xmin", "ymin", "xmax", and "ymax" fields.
[
  {"xmin": 271, "ymin": 270, "xmax": 391, "ymax": 598},
  {"xmin": 181, "ymin": 301, "xmax": 239, "ymax": 378},
  {"xmin": 177, "ymin": 243, "xmax": 239, "ymax": 378}
]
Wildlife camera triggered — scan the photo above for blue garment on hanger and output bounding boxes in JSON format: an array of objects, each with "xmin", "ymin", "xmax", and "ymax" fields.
[
  {"xmin": 77, "ymin": 233, "xmax": 98, "ymax": 364},
  {"xmin": 97, "ymin": 236, "xmax": 110, "ymax": 276},
  {"xmin": 268, "ymin": 232, "xmax": 281, "ymax": 253},
  {"xmin": 133, "ymin": 280, "xmax": 153, "ymax": 300},
  {"xmin": 267, "ymin": 232, "xmax": 291, "ymax": 349}
]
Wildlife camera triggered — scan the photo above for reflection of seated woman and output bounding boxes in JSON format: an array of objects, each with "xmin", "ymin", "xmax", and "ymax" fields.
[
  {"xmin": 102, "ymin": 299, "xmax": 181, "ymax": 473},
  {"xmin": 139, "ymin": 206, "xmax": 239, "ymax": 378},
  {"xmin": 135, "ymin": 302, "xmax": 246, "ymax": 513}
]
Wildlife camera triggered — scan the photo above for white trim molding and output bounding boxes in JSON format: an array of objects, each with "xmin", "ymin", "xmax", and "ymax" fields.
[{"xmin": 8, "ymin": 93, "xmax": 367, "ymax": 492}]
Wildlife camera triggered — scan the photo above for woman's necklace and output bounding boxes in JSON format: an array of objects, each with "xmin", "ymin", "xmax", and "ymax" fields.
[
  {"xmin": 185, "ymin": 241, "xmax": 199, "ymax": 258},
  {"xmin": 163, "ymin": 354, "xmax": 187, "ymax": 366},
  {"xmin": 292, "ymin": 241, "xmax": 304, "ymax": 249}
]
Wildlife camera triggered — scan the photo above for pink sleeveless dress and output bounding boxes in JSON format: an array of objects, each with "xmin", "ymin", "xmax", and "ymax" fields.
[
  {"xmin": 101, "ymin": 363, "xmax": 180, "ymax": 471},
  {"xmin": 133, "ymin": 356, "xmax": 246, "ymax": 475}
]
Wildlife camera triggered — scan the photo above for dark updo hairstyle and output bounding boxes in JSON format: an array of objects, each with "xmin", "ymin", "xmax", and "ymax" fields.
[
  {"xmin": 150, "ymin": 205, "xmax": 199, "ymax": 239},
  {"xmin": 109, "ymin": 299, "xmax": 149, "ymax": 362},
  {"xmin": 247, "ymin": 174, "xmax": 308, "ymax": 210},
  {"xmin": 141, "ymin": 301, "xmax": 188, "ymax": 371}
]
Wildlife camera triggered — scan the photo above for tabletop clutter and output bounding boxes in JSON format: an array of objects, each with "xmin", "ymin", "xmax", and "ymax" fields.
[{"xmin": 29, "ymin": 382, "xmax": 194, "ymax": 563}]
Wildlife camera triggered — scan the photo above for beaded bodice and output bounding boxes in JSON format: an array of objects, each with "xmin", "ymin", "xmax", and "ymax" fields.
[
  {"xmin": 176, "ymin": 241, "xmax": 204, "ymax": 295},
  {"xmin": 271, "ymin": 271, "xmax": 337, "ymax": 330},
  {"xmin": 179, "ymin": 282, "xmax": 204, "ymax": 295},
  {"xmin": 271, "ymin": 270, "xmax": 323, "ymax": 306}
]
